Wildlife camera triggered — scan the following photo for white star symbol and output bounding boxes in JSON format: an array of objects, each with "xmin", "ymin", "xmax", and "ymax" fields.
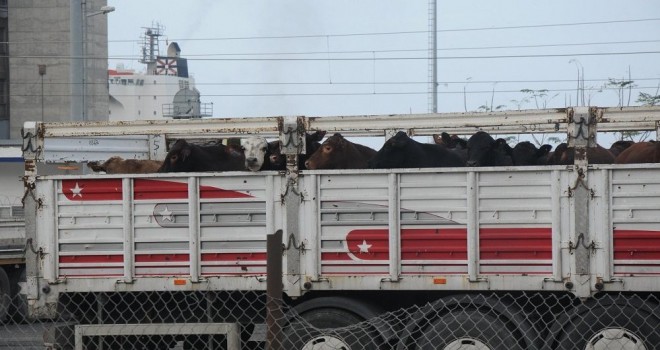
[
  {"xmin": 70, "ymin": 182, "xmax": 83, "ymax": 198},
  {"xmin": 159, "ymin": 206, "xmax": 173, "ymax": 222},
  {"xmin": 357, "ymin": 240, "xmax": 372, "ymax": 253}
]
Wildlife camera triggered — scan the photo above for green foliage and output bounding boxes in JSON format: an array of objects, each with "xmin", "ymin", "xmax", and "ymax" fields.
[
  {"xmin": 636, "ymin": 92, "xmax": 660, "ymax": 106},
  {"xmin": 520, "ymin": 89, "xmax": 558, "ymax": 109}
]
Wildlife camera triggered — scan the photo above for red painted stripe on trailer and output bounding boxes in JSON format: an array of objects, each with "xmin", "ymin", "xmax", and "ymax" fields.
[
  {"xmin": 59, "ymin": 255, "xmax": 124, "ymax": 263},
  {"xmin": 402, "ymin": 228, "xmax": 467, "ymax": 260},
  {"xmin": 613, "ymin": 230, "xmax": 660, "ymax": 260},
  {"xmin": 135, "ymin": 254, "xmax": 190, "ymax": 262},
  {"xmin": 133, "ymin": 179, "xmax": 253, "ymax": 200},
  {"xmin": 61, "ymin": 179, "xmax": 123, "ymax": 201},
  {"xmin": 342, "ymin": 228, "xmax": 469, "ymax": 261},
  {"xmin": 201, "ymin": 253, "xmax": 267, "ymax": 261},
  {"xmin": 480, "ymin": 227, "xmax": 552, "ymax": 260}
]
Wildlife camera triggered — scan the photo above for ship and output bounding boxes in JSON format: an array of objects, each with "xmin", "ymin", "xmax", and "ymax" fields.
[{"xmin": 108, "ymin": 25, "xmax": 212, "ymax": 121}]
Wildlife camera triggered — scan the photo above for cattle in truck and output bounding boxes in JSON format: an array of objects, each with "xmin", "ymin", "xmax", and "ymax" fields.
[
  {"xmin": 263, "ymin": 130, "xmax": 327, "ymax": 170},
  {"xmin": 305, "ymin": 133, "xmax": 377, "ymax": 169},
  {"xmin": 553, "ymin": 143, "xmax": 615, "ymax": 164},
  {"xmin": 511, "ymin": 141, "xmax": 552, "ymax": 166},
  {"xmin": 609, "ymin": 140, "xmax": 635, "ymax": 157},
  {"xmin": 87, "ymin": 156, "xmax": 163, "ymax": 174},
  {"xmin": 614, "ymin": 141, "xmax": 660, "ymax": 164},
  {"xmin": 369, "ymin": 131, "xmax": 465, "ymax": 169},
  {"xmin": 241, "ymin": 136, "xmax": 269, "ymax": 172},
  {"xmin": 466, "ymin": 131, "xmax": 513, "ymax": 167},
  {"xmin": 158, "ymin": 139, "xmax": 246, "ymax": 172}
]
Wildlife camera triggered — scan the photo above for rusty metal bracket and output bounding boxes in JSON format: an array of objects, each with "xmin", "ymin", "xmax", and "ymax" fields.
[
  {"xmin": 23, "ymin": 238, "xmax": 44, "ymax": 258},
  {"xmin": 283, "ymin": 232, "xmax": 305, "ymax": 252},
  {"xmin": 21, "ymin": 180, "xmax": 42, "ymax": 207},
  {"xmin": 567, "ymin": 168, "xmax": 594, "ymax": 199},
  {"xmin": 568, "ymin": 233, "xmax": 596, "ymax": 254}
]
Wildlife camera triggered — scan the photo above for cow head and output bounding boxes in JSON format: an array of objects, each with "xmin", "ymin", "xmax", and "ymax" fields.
[
  {"xmin": 433, "ymin": 132, "xmax": 467, "ymax": 149},
  {"xmin": 159, "ymin": 139, "xmax": 193, "ymax": 172},
  {"xmin": 241, "ymin": 136, "xmax": 269, "ymax": 172},
  {"xmin": 466, "ymin": 131, "xmax": 512, "ymax": 166},
  {"xmin": 368, "ymin": 131, "xmax": 412, "ymax": 169},
  {"xmin": 305, "ymin": 133, "xmax": 348, "ymax": 170}
]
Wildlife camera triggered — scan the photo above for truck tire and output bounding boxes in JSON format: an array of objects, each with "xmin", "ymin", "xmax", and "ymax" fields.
[
  {"xmin": 0, "ymin": 268, "xmax": 10, "ymax": 323},
  {"xmin": 398, "ymin": 294, "xmax": 535, "ymax": 350},
  {"xmin": 9, "ymin": 269, "xmax": 28, "ymax": 323},
  {"xmin": 282, "ymin": 297, "xmax": 385, "ymax": 350},
  {"xmin": 544, "ymin": 294, "xmax": 660, "ymax": 350}
]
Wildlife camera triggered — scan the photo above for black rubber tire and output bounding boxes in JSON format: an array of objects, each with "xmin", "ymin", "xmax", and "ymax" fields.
[
  {"xmin": 9, "ymin": 268, "xmax": 28, "ymax": 323},
  {"xmin": 0, "ymin": 268, "xmax": 10, "ymax": 323},
  {"xmin": 545, "ymin": 295, "xmax": 660, "ymax": 350},
  {"xmin": 413, "ymin": 307, "xmax": 525, "ymax": 350},
  {"xmin": 282, "ymin": 307, "xmax": 383, "ymax": 350}
]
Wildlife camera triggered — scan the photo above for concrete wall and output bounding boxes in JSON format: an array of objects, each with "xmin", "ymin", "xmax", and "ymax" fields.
[{"xmin": 7, "ymin": 0, "xmax": 109, "ymax": 139}]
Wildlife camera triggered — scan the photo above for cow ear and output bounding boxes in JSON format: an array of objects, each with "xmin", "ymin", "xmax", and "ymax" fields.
[
  {"xmin": 310, "ymin": 130, "xmax": 326, "ymax": 142},
  {"xmin": 432, "ymin": 134, "xmax": 442, "ymax": 144},
  {"xmin": 441, "ymin": 132, "xmax": 452, "ymax": 144}
]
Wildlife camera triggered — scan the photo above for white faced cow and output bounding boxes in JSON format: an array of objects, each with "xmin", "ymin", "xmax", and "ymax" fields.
[{"xmin": 241, "ymin": 136, "xmax": 269, "ymax": 172}]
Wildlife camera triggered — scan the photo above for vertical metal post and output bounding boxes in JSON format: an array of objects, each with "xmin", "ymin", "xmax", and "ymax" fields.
[
  {"xmin": 466, "ymin": 171, "xmax": 479, "ymax": 281},
  {"xmin": 567, "ymin": 107, "xmax": 595, "ymax": 297},
  {"xmin": 122, "ymin": 178, "xmax": 134, "ymax": 283},
  {"xmin": 551, "ymin": 170, "xmax": 562, "ymax": 281},
  {"xmin": 388, "ymin": 173, "xmax": 401, "ymax": 281},
  {"xmin": 428, "ymin": 0, "xmax": 438, "ymax": 113},
  {"xmin": 70, "ymin": 0, "xmax": 83, "ymax": 121},
  {"xmin": 266, "ymin": 229, "xmax": 284, "ymax": 350},
  {"xmin": 189, "ymin": 177, "xmax": 200, "ymax": 282},
  {"xmin": 281, "ymin": 116, "xmax": 304, "ymax": 298}
]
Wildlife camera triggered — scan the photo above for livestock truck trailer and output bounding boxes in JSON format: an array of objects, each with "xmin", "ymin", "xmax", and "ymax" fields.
[{"xmin": 19, "ymin": 106, "xmax": 660, "ymax": 349}]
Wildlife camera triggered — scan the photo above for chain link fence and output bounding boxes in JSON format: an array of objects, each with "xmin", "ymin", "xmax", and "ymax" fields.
[{"xmin": 1, "ymin": 289, "xmax": 659, "ymax": 350}]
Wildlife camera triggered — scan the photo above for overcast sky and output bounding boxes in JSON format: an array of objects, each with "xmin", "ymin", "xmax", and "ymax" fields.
[{"xmin": 106, "ymin": 1, "xmax": 660, "ymax": 124}]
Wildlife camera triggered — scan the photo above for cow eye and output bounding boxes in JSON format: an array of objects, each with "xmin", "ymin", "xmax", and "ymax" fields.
[{"xmin": 324, "ymin": 145, "xmax": 332, "ymax": 152}]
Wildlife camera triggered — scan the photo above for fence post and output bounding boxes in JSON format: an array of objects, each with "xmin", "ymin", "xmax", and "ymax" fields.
[{"xmin": 266, "ymin": 229, "xmax": 284, "ymax": 350}]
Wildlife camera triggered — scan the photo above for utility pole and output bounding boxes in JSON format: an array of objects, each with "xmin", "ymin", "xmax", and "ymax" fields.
[{"xmin": 428, "ymin": 0, "xmax": 438, "ymax": 113}]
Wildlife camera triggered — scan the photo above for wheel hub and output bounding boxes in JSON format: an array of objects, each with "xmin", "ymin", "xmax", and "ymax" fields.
[
  {"xmin": 302, "ymin": 335, "xmax": 350, "ymax": 350},
  {"xmin": 444, "ymin": 338, "xmax": 491, "ymax": 350},
  {"xmin": 586, "ymin": 328, "xmax": 647, "ymax": 350}
]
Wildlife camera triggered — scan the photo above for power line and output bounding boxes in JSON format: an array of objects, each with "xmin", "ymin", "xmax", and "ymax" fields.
[
  {"xmin": 105, "ymin": 39, "xmax": 660, "ymax": 58},
  {"xmin": 14, "ymin": 85, "xmax": 657, "ymax": 98},
  {"xmin": 18, "ymin": 49, "xmax": 660, "ymax": 62},
  {"xmin": 148, "ymin": 18, "xmax": 660, "ymax": 42}
]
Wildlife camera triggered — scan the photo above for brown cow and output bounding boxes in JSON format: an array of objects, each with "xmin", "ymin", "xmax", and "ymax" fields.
[
  {"xmin": 609, "ymin": 140, "xmax": 635, "ymax": 158},
  {"xmin": 552, "ymin": 143, "xmax": 615, "ymax": 165},
  {"xmin": 87, "ymin": 156, "xmax": 162, "ymax": 174},
  {"xmin": 305, "ymin": 133, "xmax": 376, "ymax": 169},
  {"xmin": 614, "ymin": 141, "xmax": 660, "ymax": 164}
]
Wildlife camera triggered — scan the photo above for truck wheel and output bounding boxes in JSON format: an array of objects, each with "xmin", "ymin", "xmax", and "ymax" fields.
[
  {"xmin": 282, "ymin": 305, "xmax": 383, "ymax": 350},
  {"xmin": 546, "ymin": 295, "xmax": 659, "ymax": 350},
  {"xmin": 0, "ymin": 268, "xmax": 10, "ymax": 322},
  {"xmin": 9, "ymin": 269, "xmax": 28, "ymax": 323},
  {"xmin": 281, "ymin": 296, "xmax": 387, "ymax": 350},
  {"xmin": 414, "ymin": 307, "xmax": 525, "ymax": 350}
]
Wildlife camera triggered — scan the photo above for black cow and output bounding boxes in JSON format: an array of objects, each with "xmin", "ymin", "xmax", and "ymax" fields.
[
  {"xmin": 466, "ymin": 131, "xmax": 513, "ymax": 167},
  {"xmin": 158, "ymin": 139, "xmax": 246, "ymax": 172},
  {"xmin": 305, "ymin": 133, "xmax": 377, "ymax": 169},
  {"xmin": 511, "ymin": 141, "xmax": 552, "ymax": 166},
  {"xmin": 368, "ymin": 131, "xmax": 464, "ymax": 169},
  {"xmin": 263, "ymin": 131, "xmax": 326, "ymax": 170}
]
